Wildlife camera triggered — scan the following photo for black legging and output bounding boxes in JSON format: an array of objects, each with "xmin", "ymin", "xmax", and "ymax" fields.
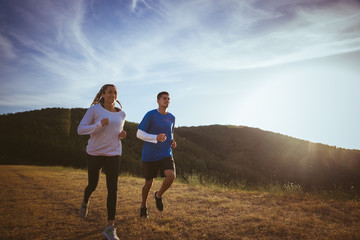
[{"xmin": 83, "ymin": 154, "xmax": 121, "ymax": 220}]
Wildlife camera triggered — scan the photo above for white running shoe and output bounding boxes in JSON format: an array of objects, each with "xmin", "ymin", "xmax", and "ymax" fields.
[
  {"xmin": 79, "ymin": 200, "xmax": 88, "ymax": 219},
  {"xmin": 103, "ymin": 226, "xmax": 120, "ymax": 240}
]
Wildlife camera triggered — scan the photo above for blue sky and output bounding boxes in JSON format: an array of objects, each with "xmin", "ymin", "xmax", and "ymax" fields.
[{"xmin": 0, "ymin": 0, "xmax": 360, "ymax": 150}]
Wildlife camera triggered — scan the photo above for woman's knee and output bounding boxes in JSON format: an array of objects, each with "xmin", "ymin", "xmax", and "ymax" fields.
[{"xmin": 85, "ymin": 184, "xmax": 98, "ymax": 193}]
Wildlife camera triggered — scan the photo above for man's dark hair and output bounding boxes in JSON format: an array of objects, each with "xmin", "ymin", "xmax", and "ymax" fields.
[{"xmin": 157, "ymin": 91, "xmax": 169, "ymax": 100}]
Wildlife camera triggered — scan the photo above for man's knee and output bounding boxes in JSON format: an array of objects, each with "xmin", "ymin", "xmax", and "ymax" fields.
[
  {"xmin": 165, "ymin": 170, "xmax": 176, "ymax": 181},
  {"xmin": 144, "ymin": 179, "xmax": 153, "ymax": 187}
]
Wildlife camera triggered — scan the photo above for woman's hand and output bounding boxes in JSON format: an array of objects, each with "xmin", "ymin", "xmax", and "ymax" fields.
[
  {"xmin": 119, "ymin": 130, "xmax": 127, "ymax": 139},
  {"xmin": 101, "ymin": 118, "xmax": 109, "ymax": 126}
]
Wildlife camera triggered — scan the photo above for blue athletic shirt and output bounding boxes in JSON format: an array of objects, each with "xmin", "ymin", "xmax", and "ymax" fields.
[{"xmin": 138, "ymin": 109, "xmax": 175, "ymax": 162}]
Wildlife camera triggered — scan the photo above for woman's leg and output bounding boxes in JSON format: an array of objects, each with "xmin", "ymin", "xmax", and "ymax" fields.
[
  {"xmin": 83, "ymin": 154, "xmax": 103, "ymax": 203},
  {"xmin": 103, "ymin": 155, "xmax": 121, "ymax": 224}
]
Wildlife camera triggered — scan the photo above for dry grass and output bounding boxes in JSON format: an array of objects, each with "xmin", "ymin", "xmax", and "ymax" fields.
[{"xmin": 0, "ymin": 165, "xmax": 359, "ymax": 240}]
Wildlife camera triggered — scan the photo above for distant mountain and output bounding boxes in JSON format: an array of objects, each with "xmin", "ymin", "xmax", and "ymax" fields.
[{"xmin": 1, "ymin": 108, "xmax": 359, "ymax": 191}]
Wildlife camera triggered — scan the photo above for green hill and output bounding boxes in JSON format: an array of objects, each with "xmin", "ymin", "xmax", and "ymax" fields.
[{"xmin": 1, "ymin": 108, "xmax": 359, "ymax": 192}]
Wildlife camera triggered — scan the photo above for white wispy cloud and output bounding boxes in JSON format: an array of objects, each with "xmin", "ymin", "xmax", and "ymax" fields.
[
  {"xmin": 1, "ymin": 0, "xmax": 360, "ymax": 108},
  {"xmin": 0, "ymin": 35, "xmax": 16, "ymax": 60},
  {"xmin": 131, "ymin": 0, "xmax": 138, "ymax": 12},
  {"xmin": 109, "ymin": 0, "xmax": 360, "ymax": 72}
]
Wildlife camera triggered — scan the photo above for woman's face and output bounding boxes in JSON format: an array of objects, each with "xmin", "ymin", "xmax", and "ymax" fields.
[{"xmin": 102, "ymin": 86, "xmax": 117, "ymax": 104}]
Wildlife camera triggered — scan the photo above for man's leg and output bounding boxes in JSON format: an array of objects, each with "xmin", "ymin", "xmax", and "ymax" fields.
[
  {"xmin": 153, "ymin": 169, "xmax": 175, "ymax": 211},
  {"xmin": 157, "ymin": 169, "xmax": 175, "ymax": 197},
  {"xmin": 141, "ymin": 178, "xmax": 153, "ymax": 207}
]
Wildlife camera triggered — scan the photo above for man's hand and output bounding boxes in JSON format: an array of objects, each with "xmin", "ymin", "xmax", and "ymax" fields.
[
  {"xmin": 156, "ymin": 133, "xmax": 167, "ymax": 142},
  {"xmin": 171, "ymin": 139, "xmax": 177, "ymax": 149}
]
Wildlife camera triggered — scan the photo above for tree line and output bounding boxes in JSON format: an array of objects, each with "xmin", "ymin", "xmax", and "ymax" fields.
[{"xmin": 1, "ymin": 108, "xmax": 360, "ymax": 192}]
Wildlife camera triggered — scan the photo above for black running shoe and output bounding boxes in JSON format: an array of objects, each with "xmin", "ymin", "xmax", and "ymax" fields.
[
  {"xmin": 154, "ymin": 191, "xmax": 163, "ymax": 211},
  {"xmin": 140, "ymin": 206, "xmax": 149, "ymax": 218}
]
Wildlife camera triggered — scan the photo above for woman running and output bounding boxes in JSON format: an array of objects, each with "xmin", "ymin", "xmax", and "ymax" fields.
[{"xmin": 77, "ymin": 84, "xmax": 126, "ymax": 240}]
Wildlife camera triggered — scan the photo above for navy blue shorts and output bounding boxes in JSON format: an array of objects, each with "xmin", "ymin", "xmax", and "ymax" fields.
[{"xmin": 142, "ymin": 156, "xmax": 175, "ymax": 180}]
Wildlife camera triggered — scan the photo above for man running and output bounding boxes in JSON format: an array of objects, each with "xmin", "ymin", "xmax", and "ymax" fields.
[{"xmin": 136, "ymin": 91, "xmax": 177, "ymax": 218}]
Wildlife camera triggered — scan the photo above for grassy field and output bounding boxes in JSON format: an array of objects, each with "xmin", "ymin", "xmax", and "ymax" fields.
[{"xmin": 0, "ymin": 165, "xmax": 359, "ymax": 240}]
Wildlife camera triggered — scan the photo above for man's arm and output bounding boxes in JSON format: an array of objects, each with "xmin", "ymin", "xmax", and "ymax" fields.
[
  {"xmin": 137, "ymin": 129, "xmax": 168, "ymax": 143},
  {"xmin": 136, "ymin": 129, "xmax": 158, "ymax": 143}
]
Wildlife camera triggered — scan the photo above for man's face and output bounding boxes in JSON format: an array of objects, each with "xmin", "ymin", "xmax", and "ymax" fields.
[{"xmin": 157, "ymin": 94, "xmax": 170, "ymax": 108}]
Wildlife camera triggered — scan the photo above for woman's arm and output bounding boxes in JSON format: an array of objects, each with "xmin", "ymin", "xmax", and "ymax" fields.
[{"xmin": 77, "ymin": 108, "xmax": 103, "ymax": 135}]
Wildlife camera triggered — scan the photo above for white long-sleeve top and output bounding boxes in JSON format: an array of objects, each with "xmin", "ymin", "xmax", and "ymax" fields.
[{"xmin": 77, "ymin": 104, "xmax": 126, "ymax": 156}]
